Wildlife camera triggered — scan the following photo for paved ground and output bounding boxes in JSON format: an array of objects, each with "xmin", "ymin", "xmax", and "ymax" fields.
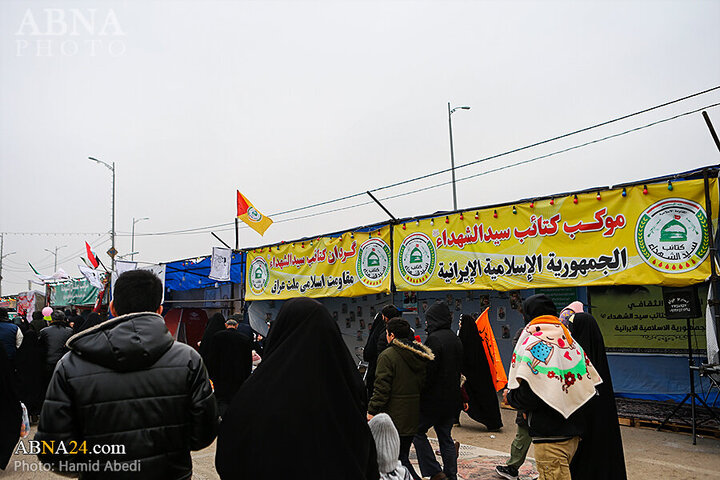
[{"xmin": 4, "ymin": 408, "xmax": 720, "ymax": 479}]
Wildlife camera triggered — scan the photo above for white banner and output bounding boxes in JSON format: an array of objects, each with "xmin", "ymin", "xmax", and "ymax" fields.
[
  {"xmin": 208, "ymin": 247, "xmax": 232, "ymax": 282},
  {"xmin": 111, "ymin": 263, "xmax": 166, "ymax": 303},
  {"xmin": 78, "ymin": 265, "xmax": 104, "ymax": 290}
]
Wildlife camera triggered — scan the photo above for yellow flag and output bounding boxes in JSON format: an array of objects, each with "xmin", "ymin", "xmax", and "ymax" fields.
[{"xmin": 237, "ymin": 191, "xmax": 273, "ymax": 236}]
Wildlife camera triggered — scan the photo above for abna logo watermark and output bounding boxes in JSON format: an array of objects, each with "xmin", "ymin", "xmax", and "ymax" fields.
[{"xmin": 15, "ymin": 9, "xmax": 127, "ymax": 57}]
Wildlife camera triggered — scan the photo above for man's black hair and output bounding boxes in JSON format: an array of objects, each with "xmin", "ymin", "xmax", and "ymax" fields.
[
  {"xmin": 0, "ymin": 307, "xmax": 8, "ymax": 321},
  {"xmin": 386, "ymin": 317, "xmax": 413, "ymax": 340},
  {"xmin": 381, "ymin": 304, "xmax": 399, "ymax": 320},
  {"xmin": 51, "ymin": 311, "xmax": 66, "ymax": 324},
  {"xmin": 113, "ymin": 270, "xmax": 163, "ymax": 316},
  {"xmin": 32, "ymin": 311, "xmax": 44, "ymax": 321}
]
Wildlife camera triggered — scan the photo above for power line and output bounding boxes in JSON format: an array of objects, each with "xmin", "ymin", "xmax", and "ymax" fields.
[
  {"xmin": 121, "ymin": 87, "xmax": 720, "ymax": 238},
  {"xmin": 0, "ymin": 232, "xmax": 106, "ymax": 236},
  {"xmin": 378, "ymin": 102, "xmax": 720, "ymax": 203},
  {"xmin": 127, "ymin": 100, "xmax": 720, "ymax": 236}
]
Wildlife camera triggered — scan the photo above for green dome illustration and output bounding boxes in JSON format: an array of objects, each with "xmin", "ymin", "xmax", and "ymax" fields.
[
  {"xmin": 410, "ymin": 245, "xmax": 424, "ymax": 264},
  {"xmin": 254, "ymin": 267, "xmax": 264, "ymax": 279},
  {"xmin": 660, "ymin": 219, "xmax": 687, "ymax": 242},
  {"xmin": 367, "ymin": 249, "xmax": 380, "ymax": 267}
]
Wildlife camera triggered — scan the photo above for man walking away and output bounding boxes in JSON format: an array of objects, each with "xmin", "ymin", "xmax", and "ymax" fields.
[
  {"xmin": 368, "ymin": 318, "xmax": 434, "ymax": 480},
  {"xmin": 38, "ymin": 310, "xmax": 73, "ymax": 397},
  {"xmin": 36, "ymin": 269, "xmax": 218, "ymax": 479},
  {"xmin": 413, "ymin": 302, "xmax": 463, "ymax": 480},
  {"xmin": 206, "ymin": 318, "xmax": 253, "ymax": 417},
  {"xmin": 0, "ymin": 307, "xmax": 22, "ymax": 363},
  {"xmin": 364, "ymin": 304, "xmax": 400, "ymax": 398}
]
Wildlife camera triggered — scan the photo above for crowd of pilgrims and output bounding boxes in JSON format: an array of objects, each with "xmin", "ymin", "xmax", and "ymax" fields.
[{"xmin": 0, "ymin": 292, "xmax": 626, "ymax": 480}]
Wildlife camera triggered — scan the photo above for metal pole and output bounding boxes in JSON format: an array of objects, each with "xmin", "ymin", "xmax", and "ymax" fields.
[
  {"xmin": 54, "ymin": 247, "xmax": 58, "ymax": 271},
  {"xmin": 448, "ymin": 102, "xmax": 457, "ymax": 211},
  {"xmin": 703, "ymin": 169, "xmax": 720, "ymax": 352},
  {"xmin": 112, "ymin": 162, "xmax": 116, "ymax": 271},
  {"xmin": 703, "ymin": 111, "xmax": 720, "ymax": 153},
  {"xmin": 0, "ymin": 234, "xmax": 3, "ymax": 297},
  {"xmin": 366, "ymin": 191, "xmax": 397, "ymax": 222},
  {"xmin": 131, "ymin": 218, "xmax": 136, "ymax": 262},
  {"xmin": 211, "ymin": 232, "xmax": 232, "ymax": 250},
  {"xmin": 235, "ymin": 218, "xmax": 239, "ymax": 250}
]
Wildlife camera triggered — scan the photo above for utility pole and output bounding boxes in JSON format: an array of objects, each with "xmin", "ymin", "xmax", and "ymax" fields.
[
  {"xmin": 89, "ymin": 157, "xmax": 117, "ymax": 271},
  {"xmin": 448, "ymin": 102, "xmax": 471, "ymax": 211},
  {"xmin": 0, "ymin": 234, "xmax": 17, "ymax": 297},
  {"xmin": 44, "ymin": 245, "xmax": 67, "ymax": 272},
  {"xmin": 0, "ymin": 234, "xmax": 3, "ymax": 297}
]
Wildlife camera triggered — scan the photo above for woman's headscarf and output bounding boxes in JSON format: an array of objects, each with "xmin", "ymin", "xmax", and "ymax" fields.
[
  {"xmin": 457, "ymin": 313, "xmax": 502, "ymax": 430},
  {"xmin": 368, "ymin": 413, "xmax": 410, "ymax": 480},
  {"xmin": 569, "ymin": 313, "xmax": 627, "ymax": 479},
  {"xmin": 559, "ymin": 301, "xmax": 584, "ymax": 327},
  {"xmin": 215, "ymin": 298, "xmax": 379, "ymax": 480},
  {"xmin": 198, "ymin": 313, "xmax": 226, "ymax": 363},
  {"xmin": 508, "ymin": 315, "xmax": 602, "ymax": 419}
]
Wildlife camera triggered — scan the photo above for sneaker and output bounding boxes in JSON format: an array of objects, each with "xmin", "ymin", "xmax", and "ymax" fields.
[{"xmin": 495, "ymin": 465, "xmax": 519, "ymax": 480}]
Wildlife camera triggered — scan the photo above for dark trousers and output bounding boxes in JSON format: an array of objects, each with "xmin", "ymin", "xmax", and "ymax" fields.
[
  {"xmin": 399, "ymin": 435, "xmax": 421, "ymax": 480},
  {"xmin": 413, "ymin": 414, "xmax": 457, "ymax": 480}
]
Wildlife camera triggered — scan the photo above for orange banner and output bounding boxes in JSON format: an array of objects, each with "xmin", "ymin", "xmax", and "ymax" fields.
[{"xmin": 476, "ymin": 307, "xmax": 508, "ymax": 391}]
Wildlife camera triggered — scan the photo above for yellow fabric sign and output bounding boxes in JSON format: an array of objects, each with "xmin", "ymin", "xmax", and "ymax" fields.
[
  {"xmin": 393, "ymin": 179, "xmax": 717, "ymax": 292},
  {"xmin": 245, "ymin": 227, "xmax": 392, "ymax": 300}
]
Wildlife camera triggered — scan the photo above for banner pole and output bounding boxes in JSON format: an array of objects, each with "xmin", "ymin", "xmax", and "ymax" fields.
[
  {"xmin": 702, "ymin": 169, "xmax": 720, "ymax": 354},
  {"xmin": 366, "ymin": 191, "xmax": 397, "ymax": 222},
  {"xmin": 235, "ymin": 218, "xmax": 239, "ymax": 250},
  {"xmin": 211, "ymin": 232, "xmax": 232, "ymax": 250},
  {"xmin": 702, "ymin": 111, "xmax": 720, "ymax": 153}
]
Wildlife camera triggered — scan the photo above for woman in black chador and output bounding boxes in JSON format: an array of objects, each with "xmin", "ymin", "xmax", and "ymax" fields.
[
  {"xmin": 198, "ymin": 312, "xmax": 226, "ymax": 363},
  {"xmin": 215, "ymin": 298, "xmax": 379, "ymax": 480},
  {"xmin": 0, "ymin": 348, "xmax": 21, "ymax": 470},
  {"xmin": 457, "ymin": 313, "xmax": 503, "ymax": 431},
  {"xmin": 569, "ymin": 312, "xmax": 627, "ymax": 480}
]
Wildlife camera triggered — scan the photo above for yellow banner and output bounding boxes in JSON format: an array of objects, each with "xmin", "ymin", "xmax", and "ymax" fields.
[
  {"xmin": 393, "ymin": 178, "xmax": 717, "ymax": 291},
  {"xmin": 245, "ymin": 227, "xmax": 392, "ymax": 300}
]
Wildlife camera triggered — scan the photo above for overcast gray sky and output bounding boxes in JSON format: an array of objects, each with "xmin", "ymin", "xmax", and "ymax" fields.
[{"xmin": 1, "ymin": 0, "xmax": 719, "ymax": 295}]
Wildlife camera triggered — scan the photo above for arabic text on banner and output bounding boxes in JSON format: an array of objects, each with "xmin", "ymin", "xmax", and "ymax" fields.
[
  {"xmin": 245, "ymin": 227, "xmax": 392, "ymax": 300},
  {"xmin": 393, "ymin": 179, "xmax": 717, "ymax": 292}
]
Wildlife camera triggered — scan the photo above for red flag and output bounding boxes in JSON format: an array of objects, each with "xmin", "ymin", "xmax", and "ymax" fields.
[{"xmin": 85, "ymin": 242, "xmax": 100, "ymax": 269}]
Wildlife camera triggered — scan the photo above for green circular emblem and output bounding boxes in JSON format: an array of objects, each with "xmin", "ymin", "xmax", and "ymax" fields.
[
  {"xmin": 356, "ymin": 238, "xmax": 391, "ymax": 288},
  {"xmin": 249, "ymin": 257, "xmax": 269, "ymax": 295},
  {"xmin": 635, "ymin": 198, "xmax": 709, "ymax": 273},
  {"xmin": 397, "ymin": 232, "xmax": 436, "ymax": 285}
]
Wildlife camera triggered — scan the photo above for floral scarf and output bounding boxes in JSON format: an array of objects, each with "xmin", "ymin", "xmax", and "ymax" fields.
[{"xmin": 507, "ymin": 315, "xmax": 602, "ymax": 418}]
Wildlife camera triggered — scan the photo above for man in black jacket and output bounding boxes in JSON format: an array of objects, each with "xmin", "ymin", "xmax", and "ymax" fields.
[
  {"xmin": 35, "ymin": 270, "xmax": 217, "ymax": 479},
  {"xmin": 363, "ymin": 304, "xmax": 399, "ymax": 399},
  {"xmin": 38, "ymin": 310, "xmax": 73, "ymax": 397},
  {"xmin": 413, "ymin": 302, "xmax": 463, "ymax": 480}
]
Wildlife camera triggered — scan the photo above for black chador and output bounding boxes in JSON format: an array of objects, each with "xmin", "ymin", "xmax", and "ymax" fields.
[
  {"xmin": 458, "ymin": 313, "xmax": 503, "ymax": 431},
  {"xmin": 215, "ymin": 298, "xmax": 379, "ymax": 480}
]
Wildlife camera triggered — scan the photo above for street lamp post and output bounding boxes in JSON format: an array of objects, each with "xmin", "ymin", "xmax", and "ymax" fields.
[
  {"xmin": 131, "ymin": 217, "xmax": 149, "ymax": 261},
  {"xmin": 44, "ymin": 245, "xmax": 67, "ymax": 272},
  {"xmin": 0, "ymin": 234, "xmax": 16, "ymax": 297},
  {"xmin": 448, "ymin": 102, "xmax": 471, "ymax": 211},
  {"xmin": 88, "ymin": 157, "xmax": 116, "ymax": 270}
]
